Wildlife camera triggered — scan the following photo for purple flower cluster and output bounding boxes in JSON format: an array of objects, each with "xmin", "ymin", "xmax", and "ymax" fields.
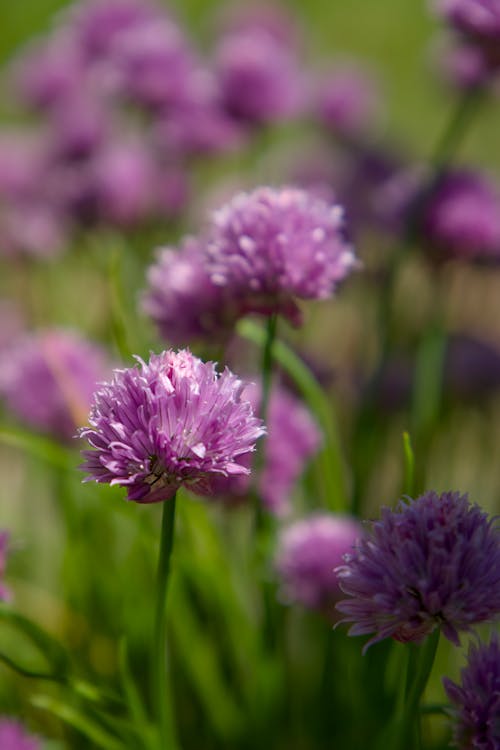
[
  {"xmin": 208, "ymin": 383, "xmax": 321, "ymax": 515},
  {"xmin": 0, "ymin": 330, "xmax": 110, "ymax": 442},
  {"xmin": 0, "ymin": 532, "xmax": 11, "ymax": 602},
  {"xmin": 79, "ymin": 350, "xmax": 265, "ymax": 504},
  {"xmin": 422, "ymin": 170, "xmax": 500, "ymax": 261},
  {"xmin": 444, "ymin": 635, "xmax": 500, "ymax": 749},
  {"xmin": 144, "ymin": 186, "xmax": 356, "ymax": 338},
  {"xmin": 336, "ymin": 491, "xmax": 500, "ymax": 651},
  {"xmin": 275, "ymin": 514, "xmax": 362, "ymax": 616},
  {"xmin": 315, "ymin": 63, "xmax": 380, "ymax": 138},
  {"xmin": 0, "ymin": 720, "xmax": 40, "ymax": 750}
]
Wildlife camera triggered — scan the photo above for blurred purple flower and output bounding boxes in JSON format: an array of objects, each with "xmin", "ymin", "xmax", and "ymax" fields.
[
  {"xmin": 79, "ymin": 350, "xmax": 265, "ymax": 503},
  {"xmin": 0, "ymin": 719, "xmax": 40, "ymax": 750},
  {"xmin": 208, "ymin": 383, "xmax": 321, "ymax": 515},
  {"xmin": 336, "ymin": 491, "xmax": 500, "ymax": 651},
  {"xmin": 0, "ymin": 330, "xmax": 110, "ymax": 442},
  {"xmin": 435, "ymin": 36, "xmax": 494, "ymax": 89},
  {"xmin": 217, "ymin": 2, "xmax": 300, "ymax": 50},
  {"xmin": 215, "ymin": 29, "xmax": 304, "ymax": 124},
  {"xmin": 438, "ymin": 0, "xmax": 500, "ymax": 65},
  {"xmin": 275, "ymin": 514, "xmax": 362, "ymax": 616},
  {"xmin": 0, "ymin": 532, "xmax": 11, "ymax": 602},
  {"xmin": 206, "ymin": 186, "xmax": 356, "ymax": 325},
  {"xmin": 422, "ymin": 170, "xmax": 500, "ymax": 261},
  {"xmin": 315, "ymin": 64, "xmax": 381, "ymax": 138},
  {"xmin": 45, "ymin": 93, "xmax": 110, "ymax": 163},
  {"xmin": 143, "ymin": 237, "xmax": 240, "ymax": 346},
  {"xmin": 444, "ymin": 635, "xmax": 500, "ymax": 749}
]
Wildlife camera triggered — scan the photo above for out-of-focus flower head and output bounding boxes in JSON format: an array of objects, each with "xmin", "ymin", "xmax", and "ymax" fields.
[
  {"xmin": 207, "ymin": 383, "xmax": 321, "ymax": 516},
  {"xmin": 422, "ymin": 169, "xmax": 500, "ymax": 262},
  {"xmin": 0, "ymin": 330, "xmax": 110, "ymax": 442},
  {"xmin": 275, "ymin": 514, "xmax": 362, "ymax": 617},
  {"xmin": 143, "ymin": 237, "xmax": 241, "ymax": 346},
  {"xmin": 315, "ymin": 63, "xmax": 381, "ymax": 138},
  {"xmin": 0, "ymin": 532, "xmax": 11, "ymax": 602},
  {"xmin": 215, "ymin": 28, "xmax": 304, "ymax": 125},
  {"xmin": 438, "ymin": 0, "xmax": 500, "ymax": 67},
  {"xmin": 0, "ymin": 719, "xmax": 40, "ymax": 750},
  {"xmin": 79, "ymin": 350, "xmax": 265, "ymax": 503},
  {"xmin": 206, "ymin": 186, "xmax": 357, "ymax": 325},
  {"xmin": 217, "ymin": 2, "xmax": 300, "ymax": 50},
  {"xmin": 336, "ymin": 491, "xmax": 500, "ymax": 651},
  {"xmin": 434, "ymin": 35, "xmax": 494, "ymax": 89},
  {"xmin": 444, "ymin": 635, "xmax": 500, "ymax": 749}
]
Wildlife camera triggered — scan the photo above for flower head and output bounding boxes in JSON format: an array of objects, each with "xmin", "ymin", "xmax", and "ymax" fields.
[
  {"xmin": 142, "ymin": 237, "xmax": 241, "ymax": 345},
  {"xmin": 0, "ymin": 718, "xmax": 40, "ymax": 750},
  {"xmin": 79, "ymin": 350, "xmax": 265, "ymax": 503},
  {"xmin": 315, "ymin": 63, "xmax": 381, "ymax": 137},
  {"xmin": 438, "ymin": 0, "xmax": 500, "ymax": 54},
  {"xmin": 444, "ymin": 635, "xmax": 500, "ymax": 749},
  {"xmin": 422, "ymin": 170, "xmax": 500, "ymax": 261},
  {"xmin": 0, "ymin": 330, "xmax": 110, "ymax": 442},
  {"xmin": 208, "ymin": 383, "xmax": 321, "ymax": 515},
  {"xmin": 336, "ymin": 491, "xmax": 500, "ymax": 651},
  {"xmin": 275, "ymin": 514, "xmax": 362, "ymax": 616},
  {"xmin": 206, "ymin": 186, "xmax": 356, "ymax": 324}
]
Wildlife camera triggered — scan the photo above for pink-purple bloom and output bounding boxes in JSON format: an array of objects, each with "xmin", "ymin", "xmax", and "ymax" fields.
[
  {"xmin": 0, "ymin": 720, "xmax": 40, "ymax": 750},
  {"xmin": 444, "ymin": 635, "xmax": 500, "ymax": 749},
  {"xmin": 206, "ymin": 186, "xmax": 356, "ymax": 324},
  {"xmin": 315, "ymin": 64, "xmax": 380, "ymax": 138},
  {"xmin": 0, "ymin": 330, "xmax": 110, "ymax": 442},
  {"xmin": 79, "ymin": 350, "xmax": 265, "ymax": 503},
  {"xmin": 438, "ymin": 0, "xmax": 500, "ymax": 64},
  {"xmin": 142, "ymin": 237, "xmax": 240, "ymax": 346},
  {"xmin": 275, "ymin": 514, "xmax": 362, "ymax": 617},
  {"xmin": 422, "ymin": 170, "xmax": 500, "ymax": 261},
  {"xmin": 209, "ymin": 383, "xmax": 321, "ymax": 515},
  {"xmin": 336, "ymin": 491, "xmax": 500, "ymax": 651}
]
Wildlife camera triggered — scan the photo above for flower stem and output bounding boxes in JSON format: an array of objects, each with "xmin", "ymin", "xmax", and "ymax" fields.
[
  {"xmin": 152, "ymin": 497, "xmax": 178, "ymax": 750},
  {"xmin": 260, "ymin": 313, "xmax": 278, "ymax": 428},
  {"xmin": 400, "ymin": 629, "xmax": 440, "ymax": 750}
]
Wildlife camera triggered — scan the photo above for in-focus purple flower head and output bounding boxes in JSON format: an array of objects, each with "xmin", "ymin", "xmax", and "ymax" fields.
[
  {"xmin": 142, "ymin": 237, "xmax": 242, "ymax": 347},
  {"xmin": 0, "ymin": 719, "xmax": 40, "ymax": 750},
  {"xmin": 275, "ymin": 514, "xmax": 362, "ymax": 617},
  {"xmin": 0, "ymin": 532, "xmax": 11, "ymax": 602},
  {"xmin": 315, "ymin": 63, "xmax": 381, "ymax": 138},
  {"xmin": 422, "ymin": 169, "xmax": 500, "ymax": 262},
  {"xmin": 206, "ymin": 186, "xmax": 357, "ymax": 325},
  {"xmin": 215, "ymin": 29, "xmax": 304, "ymax": 125},
  {"xmin": 444, "ymin": 635, "xmax": 500, "ymax": 749},
  {"xmin": 336, "ymin": 491, "xmax": 500, "ymax": 652},
  {"xmin": 0, "ymin": 330, "xmax": 110, "ymax": 442},
  {"xmin": 208, "ymin": 383, "xmax": 321, "ymax": 515},
  {"xmin": 79, "ymin": 350, "xmax": 265, "ymax": 504}
]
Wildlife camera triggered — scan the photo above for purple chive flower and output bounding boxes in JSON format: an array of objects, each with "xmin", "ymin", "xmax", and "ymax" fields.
[
  {"xmin": 217, "ymin": 2, "xmax": 300, "ymax": 51},
  {"xmin": 315, "ymin": 64, "xmax": 381, "ymax": 138},
  {"xmin": 142, "ymin": 238, "xmax": 241, "ymax": 346},
  {"xmin": 275, "ymin": 514, "xmax": 362, "ymax": 617},
  {"xmin": 438, "ymin": 0, "xmax": 500, "ymax": 65},
  {"xmin": 0, "ymin": 719, "xmax": 40, "ymax": 750},
  {"xmin": 207, "ymin": 383, "xmax": 321, "ymax": 515},
  {"xmin": 444, "ymin": 635, "xmax": 500, "ymax": 749},
  {"xmin": 0, "ymin": 532, "xmax": 11, "ymax": 602},
  {"xmin": 0, "ymin": 330, "xmax": 110, "ymax": 442},
  {"xmin": 336, "ymin": 491, "xmax": 500, "ymax": 651},
  {"xmin": 422, "ymin": 170, "xmax": 500, "ymax": 261},
  {"xmin": 79, "ymin": 350, "xmax": 265, "ymax": 504},
  {"xmin": 215, "ymin": 29, "xmax": 304, "ymax": 125},
  {"xmin": 435, "ymin": 37, "xmax": 494, "ymax": 89},
  {"xmin": 206, "ymin": 186, "xmax": 356, "ymax": 325}
]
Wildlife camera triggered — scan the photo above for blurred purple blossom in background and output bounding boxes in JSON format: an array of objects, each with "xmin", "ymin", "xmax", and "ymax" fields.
[
  {"xmin": 79, "ymin": 350, "xmax": 265, "ymax": 504},
  {"xmin": 315, "ymin": 63, "xmax": 381, "ymax": 139},
  {"xmin": 275, "ymin": 514, "xmax": 362, "ymax": 617},
  {"xmin": 336, "ymin": 491, "xmax": 500, "ymax": 651},
  {"xmin": 209, "ymin": 383, "xmax": 321, "ymax": 515},
  {"xmin": 0, "ymin": 330, "xmax": 110, "ymax": 442},
  {"xmin": 443, "ymin": 634, "xmax": 500, "ymax": 749},
  {"xmin": 0, "ymin": 719, "xmax": 40, "ymax": 750}
]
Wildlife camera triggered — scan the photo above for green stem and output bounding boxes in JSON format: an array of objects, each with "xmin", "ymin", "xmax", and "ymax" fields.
[
  {"xmin": 429, "ymin": 87, "xmax": 484, "ymax": 174},
  {"xmin": 152, "ymin": 497, "xmax": 178, "ymax": 750},
  {"xmin": 400, "ymin": 629, "xmax": 440, "ymax": 750},
  {"xmin": 260, "ymin": 313, "xmax": 278, "ymax": 428}
]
